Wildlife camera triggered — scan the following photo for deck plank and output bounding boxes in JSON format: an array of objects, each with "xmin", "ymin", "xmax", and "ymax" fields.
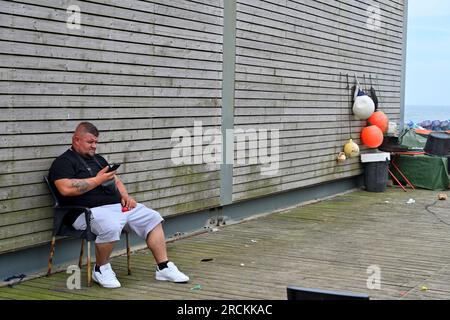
[{"xmin": 1, "ymin": 187, "xmax": 449, "ymax": 300}]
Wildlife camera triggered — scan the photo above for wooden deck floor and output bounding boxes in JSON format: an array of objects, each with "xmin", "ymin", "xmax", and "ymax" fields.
[{"xmin": 1, "ymin": 187, "xmax": 450, "ymax": 300}]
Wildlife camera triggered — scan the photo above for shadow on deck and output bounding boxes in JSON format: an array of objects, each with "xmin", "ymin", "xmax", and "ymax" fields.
[{"xmin": 1, "ymin": 187, "xmax": 449, "ymax": 300}]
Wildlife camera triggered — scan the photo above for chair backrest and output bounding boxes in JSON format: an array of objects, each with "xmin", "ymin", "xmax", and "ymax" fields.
[
  {"xmin": 44, "ymin": 175, "xmax": 90, "ymax": 239},
  {"xmin": 44, "ymin": 176, "xmax": 60, "ymax": 207}
]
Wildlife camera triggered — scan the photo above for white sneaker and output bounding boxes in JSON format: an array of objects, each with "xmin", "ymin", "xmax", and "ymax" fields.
[
  {"xmin": 155, "ymin": 262, "xmax": 189, "ymax": 283},
  {"xmin": 92, "ymin": 263, "xmax": 121, "ymax": 288}
]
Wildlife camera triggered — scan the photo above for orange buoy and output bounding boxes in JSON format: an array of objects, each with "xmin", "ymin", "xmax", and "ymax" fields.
[
  {"xmin": 361, "ymin": 125, "xmax": 384, "ymax": 148},
  {"xmin": 368, "ymin": 111, "xmax": 389, "ymax": 133}
]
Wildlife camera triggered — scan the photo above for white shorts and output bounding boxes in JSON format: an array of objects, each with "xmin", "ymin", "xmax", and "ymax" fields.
[{"xmin": 72, "ymin": 203, "xmax": 164, "ymax": 244}]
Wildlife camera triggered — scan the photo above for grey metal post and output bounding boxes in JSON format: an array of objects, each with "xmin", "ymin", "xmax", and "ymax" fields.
[
  {"xmin": 400, "ymin": 0, "xmax": 409, "ymax": 133},
  {"xmin": 221, "ymin": 0, "xmax": 237, "ymax": 205}
]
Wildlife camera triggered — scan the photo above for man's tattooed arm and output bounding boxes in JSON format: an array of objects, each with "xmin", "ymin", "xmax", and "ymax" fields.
[
  {"xmin": 54, "ymin": 177, "xmax": 101, "ymax": 197},
  {"xmin": 54, "ymin": 167, "xmax": 115, "ymax": 197},
  {"xmin": 70, "ymin": 179, "xmax": 92, "ymax": 194}
]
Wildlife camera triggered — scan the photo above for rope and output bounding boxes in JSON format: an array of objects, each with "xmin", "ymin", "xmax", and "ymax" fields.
[
  {"xmin": 425, "ymin": 200, "xmax": 450, "ymax": 226},
  {"xmin": 346, "ymin": 74, "xmax": 353, "ymax": 140}
]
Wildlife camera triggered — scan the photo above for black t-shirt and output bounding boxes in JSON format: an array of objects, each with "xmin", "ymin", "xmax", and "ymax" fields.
[{"xmin": 48, "ymin": 149, "xmax": 122, "ymax": 225}]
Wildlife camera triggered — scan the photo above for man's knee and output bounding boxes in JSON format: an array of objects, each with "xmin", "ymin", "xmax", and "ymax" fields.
[
  {"xmin": 146, "ymin": 222, "xmax": 163, "ymax": 240},
  {"xmin": 98, "ymin": 223, "xmax": 123, "ymax": 241}
]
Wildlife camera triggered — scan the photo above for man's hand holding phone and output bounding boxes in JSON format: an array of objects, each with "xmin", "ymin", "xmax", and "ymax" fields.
[
  {"xmin": 95, "ymin": 164, "xmax": 119, "ymax": 186},
  {"xmin": 107, "ymin": 163, "xmax": 121, "ymax": 172}
]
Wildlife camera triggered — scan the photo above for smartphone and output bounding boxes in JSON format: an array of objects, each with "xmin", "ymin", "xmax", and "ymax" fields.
[{"xmin": 107, "ymin": 163, "xmax": 121, "ymax": 172}]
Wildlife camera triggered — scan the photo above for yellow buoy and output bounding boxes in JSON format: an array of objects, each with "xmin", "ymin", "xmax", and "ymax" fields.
[{"xmin": 344, "ymin": 139, "xmax": 360, "ymax": 158}]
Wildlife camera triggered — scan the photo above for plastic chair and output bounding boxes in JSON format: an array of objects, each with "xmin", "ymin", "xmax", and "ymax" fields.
[{"xmin": 44, "ymin": 176, "xmax": 131, "ymax": 287}]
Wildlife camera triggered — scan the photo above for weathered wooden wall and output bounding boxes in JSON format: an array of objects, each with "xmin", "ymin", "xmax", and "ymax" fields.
[
  {"xmin": 0, "ymin": 0, "xmax": 406, "ymax": 254},
  {"xmin": 233, "ymin": 0, "xmax": 404, "ymax": 201},
  {"xmin": 0, "ymin": 0, "xmax": 224, "ymax": 253}
]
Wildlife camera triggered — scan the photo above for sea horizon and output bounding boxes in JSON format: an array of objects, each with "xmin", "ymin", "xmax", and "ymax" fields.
[{"xmin": 404, "ymin": 105, "xmax": 449, "ymax": 124}]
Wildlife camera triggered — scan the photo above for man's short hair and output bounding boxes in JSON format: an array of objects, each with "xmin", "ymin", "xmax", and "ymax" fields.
[{"xmin": 76, "ymin": 122, "xmax": 99, "ymax": 137}]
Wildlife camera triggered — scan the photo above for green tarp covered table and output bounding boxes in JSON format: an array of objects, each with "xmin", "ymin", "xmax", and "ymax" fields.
[{"xmin": 392, "ymin": 154, "xmax": 449, "ymax": 190}]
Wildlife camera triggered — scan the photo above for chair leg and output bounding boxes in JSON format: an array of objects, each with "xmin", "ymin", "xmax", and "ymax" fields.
[
  {"xmin": 78, "ymin": 239, "xmax": 85, "ymax": 269},
  {"xmin": 47, "ymin": 236, "xmax": 56, "ymax": 276},
  {"xmin": 87, "ymin": 241, "xmax": 92, "ymax": 287},
  {"xmin": 126, "ymin": 232, "xmax": 131, "ymax": 275}
]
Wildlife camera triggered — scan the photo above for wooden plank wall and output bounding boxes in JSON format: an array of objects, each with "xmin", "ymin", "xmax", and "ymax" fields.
[
  {"xmin": 0, "ymin": 0, "xmax": 224, "ymax": 253},
  {"xmin": 0, "ymin": 0, "xmax": 406, "ymax": 254},
  {"xmin": 232, "ymin": 0, "xmax": 404, "ymax": 201}
]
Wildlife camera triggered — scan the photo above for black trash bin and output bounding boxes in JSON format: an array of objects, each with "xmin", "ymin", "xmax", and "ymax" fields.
[{"xmin": 364, "ymin": 160, "xmax": 389, "ymax": 192}]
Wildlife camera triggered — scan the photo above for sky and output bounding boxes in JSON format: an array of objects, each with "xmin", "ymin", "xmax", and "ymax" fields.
[{"xmin": 405, "ymin": 0, "xmax": 450, "ymax": 107}]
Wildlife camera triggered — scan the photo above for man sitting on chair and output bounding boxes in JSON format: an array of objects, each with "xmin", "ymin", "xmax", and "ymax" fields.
[{"xmin": 48, "ymin": 122, "xmax": 189, "ymax": 288}]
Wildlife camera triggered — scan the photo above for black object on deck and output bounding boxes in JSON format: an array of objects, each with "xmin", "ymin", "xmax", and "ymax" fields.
[{"xmin": 287, "ymin": 286, "xmax": 370, "ymax": 300}]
